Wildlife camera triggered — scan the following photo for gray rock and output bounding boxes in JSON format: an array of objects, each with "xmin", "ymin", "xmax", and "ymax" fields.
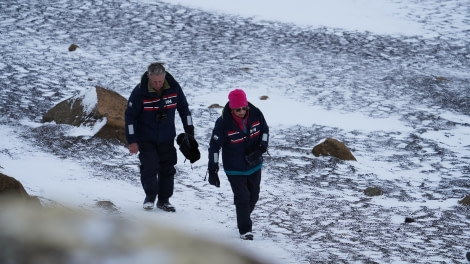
[{"xmin": 0, "ymin": 204, "xmax": 269, "ymax": 264}]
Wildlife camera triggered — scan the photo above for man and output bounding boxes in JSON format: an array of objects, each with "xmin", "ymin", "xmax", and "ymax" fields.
[
  {"xmin": 125, "ymin": 62, "xmax": 194, "ymax": 212},
  {"xmin": 207, "ymin": 89, "xmax": 269, "ymax": 240}
]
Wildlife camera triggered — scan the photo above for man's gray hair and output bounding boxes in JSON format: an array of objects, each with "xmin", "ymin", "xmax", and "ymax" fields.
[{"xmin": 147, "ymin": 62, "xmax": 166, "ymax": 77}]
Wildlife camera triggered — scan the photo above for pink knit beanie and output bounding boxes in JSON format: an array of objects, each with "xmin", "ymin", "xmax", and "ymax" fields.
[{"xmin": 228, "ymin": 89, "xmax": 248, "ymax": 109}]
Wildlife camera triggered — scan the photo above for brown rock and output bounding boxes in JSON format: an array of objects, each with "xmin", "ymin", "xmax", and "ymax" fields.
[
  {"xmin": 94, "ymin": 86, "xmax": 127, "ymax": 143},
  {"xmin": 208, "ymin": 103, "xmax": 223, "ymax": 109},
  {"xmin": 0, "ymin": 173, "xmax": 40, "ymax": 206},
  {"xmin": 68, "ymin": 44, "xmax": 79, "ymax": 51},
  {"xmin": 458, "ymin": 194, "xmax": 470, "ymax": 206},
  {"xmin": 312, "ymin": 137, "xmax": 357, "ymax": 161},
  {"xmin": 364, "ymin": 187, "xmax": 383, "ymax": 197},
  {"xmin": 0, "ymin": 173, "xmax": 30, "ymax": 199},
  {"xmin": 42, "ymin": 86, "xmax": 127, "ymax": 143},
  {"xmin": 0, "ymin": 205, "xmax": 270, "ymax": 264}
]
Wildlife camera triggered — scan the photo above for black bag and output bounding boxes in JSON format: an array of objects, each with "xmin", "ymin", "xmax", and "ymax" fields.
[{"xmin": 176, "ymin": 133, "xmax": 200, "ymax": 164}]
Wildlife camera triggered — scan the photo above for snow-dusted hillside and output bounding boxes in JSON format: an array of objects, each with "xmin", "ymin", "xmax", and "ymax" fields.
[{"xmin": 1, "ymin": 0, "xmax": 469, "ymax": 263}]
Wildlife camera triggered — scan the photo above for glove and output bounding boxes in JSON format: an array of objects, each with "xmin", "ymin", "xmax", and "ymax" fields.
[
  {"xmin": 245, "ymin": 144, "xmax": 265, "ymax": 166},
  {"xmin": 185, "ymin": 125, "xmax": 194, "ymax": 137},
  {"xmin": 208, "ymin": 168, "xmax": 220, "ymax": 188},
  {"xmin": 245, "ymin": 149, "xmax": 263, "ymax": 166}
]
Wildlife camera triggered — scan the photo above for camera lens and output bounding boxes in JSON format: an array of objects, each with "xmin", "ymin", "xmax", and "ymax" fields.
[{"xmin": 155, "ymin": 112, "xmax": 167, "ymax": 122}]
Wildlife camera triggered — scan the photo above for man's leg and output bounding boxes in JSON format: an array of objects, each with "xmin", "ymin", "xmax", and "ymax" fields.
[
  {"xmin": 138, "ymin": 142, "xmax": 160, "ymax": 208},
  {"xmin": 156, "ymin": 141, "xmax": 177, "ymax": 211}
]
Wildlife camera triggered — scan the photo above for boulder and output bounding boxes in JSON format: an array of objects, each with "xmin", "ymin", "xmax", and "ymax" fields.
[
  {"xmin": 312, "ymin": 138, "xmax": 357, "ymax": 161},
  {"xmin": 0, "ymin": 173, "xmax": 30, "ymax": 199},
  {"xmin": 42, "ymin": 86, "xmax": 127, "ymax": 143},
  {"xmin": 0, "ymin": 204, "xmax": 271, "ymax": 264},
  {"xmin": 0, "ymin": 173, "xmax": 40, "ymax": 205}
]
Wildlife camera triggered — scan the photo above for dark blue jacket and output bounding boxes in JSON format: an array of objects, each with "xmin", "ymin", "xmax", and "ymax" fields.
[
  {"xmin": 208, "ymin": 102, "xmax": 269, "ymax": 176},
  {"xmin": 125, "ymin": 71, "xmax": 192, "ymax": 144}
]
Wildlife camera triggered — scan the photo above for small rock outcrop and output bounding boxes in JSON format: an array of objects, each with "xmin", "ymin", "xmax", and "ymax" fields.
[
  {"xmin": 312, "ymin": 138, "xmax": 357, "ymax": 161},
  {"xmin": 68, "ymin": 44, "xmax": 79, "ymax": 51},
  {"xmin": 0, "ymin": 173, "xmax": 30, "ymax": 199},
  {"xmin": 364, "ymin": 187, "xmax": 383, "ymax": 197},
  {"xmin": 0, "ymin": 173, "xmax": 40, "ymax": 205},
  {"xmin": 208, "ymin": 103, "xmax": 223, "ymax": 109},
  {"xmin": 458, "ymin": 194, "xmax": 470, "ymax": 206},
  {"xmin": 42, "ymin": 86, "xmax": 127, "ymax": 143}
]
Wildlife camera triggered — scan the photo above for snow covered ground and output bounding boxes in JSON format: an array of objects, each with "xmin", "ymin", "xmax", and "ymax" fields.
[{"xmin": 1, "ymin": 0, "xmax": 469, "ymax": 263}]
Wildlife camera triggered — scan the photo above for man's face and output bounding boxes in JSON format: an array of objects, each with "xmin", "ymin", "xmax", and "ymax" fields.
[{"xmin": 149, "ymin": 74, "xmax": 165, "ymax": 91}]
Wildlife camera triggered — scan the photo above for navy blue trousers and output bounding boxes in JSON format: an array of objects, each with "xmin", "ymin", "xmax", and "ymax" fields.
[
  {"xmin": 227, "ymin": 170, "xmax": 262, "ymax": 234},
  {"xmin": 138, "ymin": 140, "xmax": 177, "ymax": 202}
]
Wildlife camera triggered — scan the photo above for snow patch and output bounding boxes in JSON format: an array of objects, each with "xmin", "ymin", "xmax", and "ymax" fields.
[
  {"xmin": 80, "ymin": 87, "xmax": 98, "ymax": 115},
  {"xmin": 67, "ymin": 118, "xmax": 108, "ymax": 138}
]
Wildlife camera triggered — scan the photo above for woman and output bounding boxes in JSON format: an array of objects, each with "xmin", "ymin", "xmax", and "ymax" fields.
[{"xmin": 207, "ymin": 89, "xmax": 269, "ymax": 240}]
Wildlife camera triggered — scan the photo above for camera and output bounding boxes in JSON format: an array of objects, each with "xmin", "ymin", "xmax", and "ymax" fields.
[{"xmin": 155, "ymin": 112, "xmax": 167, "ymax": 122}]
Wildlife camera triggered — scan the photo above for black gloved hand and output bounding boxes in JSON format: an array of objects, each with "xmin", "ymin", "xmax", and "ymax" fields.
[
  {"xmin": 185, "ymin": 125, "xmax": 195, "ymax": 137},
  {"xmin": 208, "ymin": 168, "xmax": 220, "ymax": 188},
  {"xmin": 259, "ymin": 144, "xmax": 267, "ymax": 154},
  {"xmin": 245, "ymin": 149, "xmax": 263, "ymax": 166}
]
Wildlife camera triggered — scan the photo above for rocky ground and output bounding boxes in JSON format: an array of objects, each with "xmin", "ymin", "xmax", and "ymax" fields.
[{"xmin": 1, "ymin": 0, "xmax": 469, "ymax": 263}]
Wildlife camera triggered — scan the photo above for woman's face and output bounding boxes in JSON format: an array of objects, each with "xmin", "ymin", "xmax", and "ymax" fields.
[{"xmin": 232, "ymin": 106, "xmax": 248, "ymax": 118}]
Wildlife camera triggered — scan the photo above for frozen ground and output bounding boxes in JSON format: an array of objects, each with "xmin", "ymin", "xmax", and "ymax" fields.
[{"xmin": 1, "ymin": 0, "xmax": 469, "ymax": 263}]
